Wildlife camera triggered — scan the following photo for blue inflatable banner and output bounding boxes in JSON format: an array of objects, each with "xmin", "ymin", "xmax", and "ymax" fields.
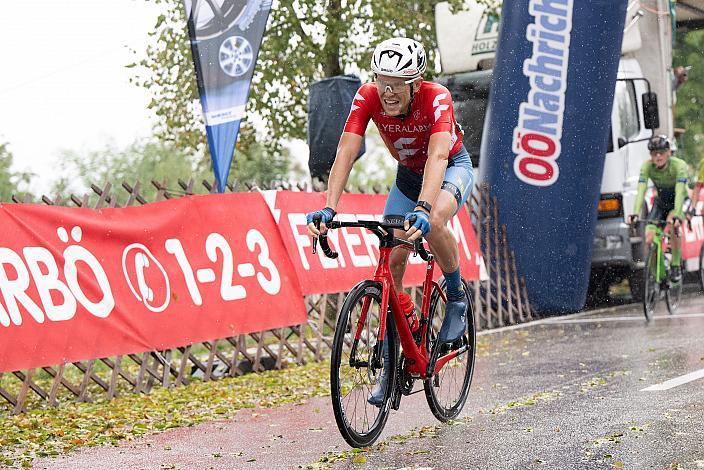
[
  {"xmin": 183, "ymin": 0, "xmax": 272, "ymax": 192},
  {"xmin": 479, "ymin": 0, "xmax": 628, "ymax": 313}
]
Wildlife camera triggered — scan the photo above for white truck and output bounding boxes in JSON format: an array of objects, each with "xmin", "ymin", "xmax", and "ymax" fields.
[{"xmin": 435, "ymin": 0, "xmax": 680, "ymax": 303}]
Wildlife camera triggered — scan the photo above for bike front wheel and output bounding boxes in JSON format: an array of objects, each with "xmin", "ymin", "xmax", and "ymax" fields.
[
  {"xmin": 666, "ymin": 272, "xmax": 682, "ymax": 315},
  {"xmin": 424, "ymin": 279, "xmax": 476, "ymax": 422},
  {"xmin": 643, "ymin": 246, "xmax": 659, "ymax": 321},
  {"xmin": 330, "ymin": 281, "xmax": 397, "ymax": 448}
]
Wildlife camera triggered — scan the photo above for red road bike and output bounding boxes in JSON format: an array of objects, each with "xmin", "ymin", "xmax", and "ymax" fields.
[{"xmin": 313, "ymin": 218, "xmax": 476, "ymax": 448}]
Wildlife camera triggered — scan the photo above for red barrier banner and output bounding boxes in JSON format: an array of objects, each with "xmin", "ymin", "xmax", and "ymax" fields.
[
  {"xmin": 683, "ymin": 189, "xmax": 704, "ymax": 264},
  {"xmin": 0, "ymin": 194, "xmax": 305, "ymax": 373},
  {"xmin": 262, "ymin": 191, "xmax": 485, "ymax": 295}
]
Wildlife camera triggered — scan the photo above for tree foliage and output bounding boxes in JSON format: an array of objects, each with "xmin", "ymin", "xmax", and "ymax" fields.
[
  {"xmin": 673, "ymin": 29, "xmax": 704, "ymax": 169},
  {"xmin": 51, "ymin": 140, "xmax": 209, "ymax": 200},
  {"xmin": 132, "ymin": 0, "xmax": 474, "ymax": 155},
  {"xmin": 50, "ymin": 138, "xmax": 294, "ymax": 201},
  {"xmin": 0, "ymin": 143, "xmax": 33, "ymax": 202}
]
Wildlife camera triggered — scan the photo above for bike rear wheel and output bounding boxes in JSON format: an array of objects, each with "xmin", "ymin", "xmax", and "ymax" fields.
[
  {"xmin": 699, "ymin": 244, "xmax": 704, "ymax": 293},
  {"xmin": 424, "ymin": 279, "xmax": 476, "ymax": 422},
  {"xmin": 330, "ymin": 281, "xmax": 398, "ymax": 448},
  {"xmin": 643, "ymin": 246, "xmax": 659, "ymax": 321}
]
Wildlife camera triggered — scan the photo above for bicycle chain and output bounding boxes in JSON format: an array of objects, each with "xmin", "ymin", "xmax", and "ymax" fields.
[{"xmin": 398, "ymin": 355, "xmax": 415, "ymax": 396}]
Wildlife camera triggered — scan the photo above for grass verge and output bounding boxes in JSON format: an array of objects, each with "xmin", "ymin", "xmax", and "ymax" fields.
[{"xmin": 0, "ymin": 360, "xmax": 331, "ymax": 468}]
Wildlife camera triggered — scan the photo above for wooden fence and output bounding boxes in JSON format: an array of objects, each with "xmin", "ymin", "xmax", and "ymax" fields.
[{"xmin": 0, "ymin": 179, "xmax": 532, "ymax": 412}]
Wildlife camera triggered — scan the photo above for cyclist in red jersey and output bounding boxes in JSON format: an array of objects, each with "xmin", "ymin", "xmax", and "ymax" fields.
[{"xmin": 307, "ymin": 37, "xmax": 474, "ymax": 405}]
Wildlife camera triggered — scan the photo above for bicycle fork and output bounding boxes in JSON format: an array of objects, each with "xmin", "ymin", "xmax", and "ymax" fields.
[{"xmin": 348, "ymin": 294, "xmax": 382, "ymax": 370}]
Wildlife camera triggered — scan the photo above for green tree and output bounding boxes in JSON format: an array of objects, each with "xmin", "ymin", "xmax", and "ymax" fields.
[
  {"xmin": 132, "ymin": 0, "xmax": 475, "ymax": 155},
  {"xmin": 50, "ymin": 138, "xmax": 295, "ymax": 201},
  {"xmin": 0, "ymin": 143, "xmax": 33, "ymax": 202},
  {"xmin": 673, "ymin": 29, "xmax": 704, "ymax": 169}
]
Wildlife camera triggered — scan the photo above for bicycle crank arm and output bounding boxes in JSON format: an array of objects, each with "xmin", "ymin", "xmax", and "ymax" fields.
[
  {"xmin": 443, "ymin": 344, "xmax": 470, "ymax": 361},
  {"xmin": 433, "ymin": 344, "xmax": 469, "ymax": 375},
  {"xmin": 428, "ymin": 344, "xmax": 471, "ymax": 379}
]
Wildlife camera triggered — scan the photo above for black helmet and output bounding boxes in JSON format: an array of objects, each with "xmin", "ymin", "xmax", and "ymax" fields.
[{"xmin": 648, "ymin": 134, "xmax": 671, "ymax": 152}]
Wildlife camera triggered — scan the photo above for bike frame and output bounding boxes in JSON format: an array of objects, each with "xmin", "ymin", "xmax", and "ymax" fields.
[
  {"xmin": 646, "ymin": 223, "xmax": 669, "ymax": 284},
  {"xmin": 653, "ymin": 227, "xmax": 665, "ymax": 283},
  {"xmin": 354, "ymin": 244, "xmax": 466, "ymax": 380}
]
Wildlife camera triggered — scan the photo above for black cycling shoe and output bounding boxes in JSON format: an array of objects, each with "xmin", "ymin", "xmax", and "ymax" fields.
[
  {"xmin": 367, "ymin": 341, "xmax": 390, "ymax": 407},
  {"xmin": 438, "ymin": 293, "xmax": 468, "ymax": 344},
  {"xmin": 671, "ymin": 265, "xmax": 682, "ymax": 283}
]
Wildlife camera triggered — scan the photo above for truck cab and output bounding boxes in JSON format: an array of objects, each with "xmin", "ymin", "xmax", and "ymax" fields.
[
  {"xmin": 436, "ymin": 0, "xmax": 672, "ymax": 303},
  {"xmin": 592, "ymin": 58, "xmax": 659, "ymax": 301}
]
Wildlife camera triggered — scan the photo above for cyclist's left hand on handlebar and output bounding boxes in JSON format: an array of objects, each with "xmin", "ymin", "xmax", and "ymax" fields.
[
  {"xmin": 306, "ymin": 207, "xmax": 336, "ymax": 237},
  {"xmin": 404, "ymin": 210, "xmax": 430, "ymax": 241}
]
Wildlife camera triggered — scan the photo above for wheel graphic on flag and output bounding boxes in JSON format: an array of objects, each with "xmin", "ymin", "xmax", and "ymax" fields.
[
  {"xmin": 186, "ymin": 0, "xmax": 248, "ymax": 40},
  {"xmin": 182, "ymin": 0, "xmax": 273, "ymax": 191},
  {"xmin": 219, "ymin": 36, "xmax": 254, "ymax": 77}
]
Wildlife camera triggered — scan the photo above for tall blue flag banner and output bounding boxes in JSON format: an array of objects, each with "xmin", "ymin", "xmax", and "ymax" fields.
[
  {"xmin": 183, "ymin": 0, "xmax": 272, "ymax": 192},
  {"xmin": 479, "ymin": 0, "xmax": 628, "ymax": 313}
]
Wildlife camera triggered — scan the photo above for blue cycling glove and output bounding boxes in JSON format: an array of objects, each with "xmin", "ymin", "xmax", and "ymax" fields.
[
  {"xmin": 405, "ymin": 210, "xmax": 431, "ymax": 236},
  {"xmin": 306, "ymin": 207, "xmax": 337, "ymax": 226}
]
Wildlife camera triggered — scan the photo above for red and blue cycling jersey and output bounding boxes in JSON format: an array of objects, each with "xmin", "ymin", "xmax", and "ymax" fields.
[{"xmin": 343, "ymin": 81, "xmax": 464, "ymax": 176}]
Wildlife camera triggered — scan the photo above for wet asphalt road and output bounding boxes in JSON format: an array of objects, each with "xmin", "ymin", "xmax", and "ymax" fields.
[{"xmin": 34, "ymin": 296, "xmax": 704, "ymax": 469}]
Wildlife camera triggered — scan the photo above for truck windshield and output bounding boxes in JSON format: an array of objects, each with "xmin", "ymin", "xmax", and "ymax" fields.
[{"xmin": 438, "ymin": 70, "xmax": 492, "ymax": 167}]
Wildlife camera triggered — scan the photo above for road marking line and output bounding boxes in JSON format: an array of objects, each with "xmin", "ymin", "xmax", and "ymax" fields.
[
  {"xmin": 542, "ymin": 312, "xmax": 704, "ymax": 324},
  {"xmin": 477, "ymin": 311, "xmax": 704, "ymax": 335},
  {"xmin": 477, "ymin": 320, "xmax": 547, "ymax": 335},
  {"xmin": 641, "ymin": 368, "xmax": 704, "ymax": 391},
  {"xmin": 477, "ymin": 309, "xmax": 600, "ymax": 336}
]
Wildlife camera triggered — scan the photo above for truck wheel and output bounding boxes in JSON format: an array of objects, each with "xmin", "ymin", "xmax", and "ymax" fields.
[
  {"xmin": 629, "ymin": 269, "xmax": 645, "ymax": 303},
  {"xmin": 586, "ymin": 277, "xmax": 609, "ymax": 307}
]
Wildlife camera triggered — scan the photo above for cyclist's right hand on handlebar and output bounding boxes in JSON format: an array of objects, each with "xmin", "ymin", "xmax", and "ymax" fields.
[
  {"xmin": 404, "ymin": 210, "xmax": 431, "ymax": 242},
  {"xmin": 306, "ymin": 207, "xmax": 336, "ymax": 237},
  {"xmin": 628, "ymin": 214, "xmax": 639, "ymax": 226}
]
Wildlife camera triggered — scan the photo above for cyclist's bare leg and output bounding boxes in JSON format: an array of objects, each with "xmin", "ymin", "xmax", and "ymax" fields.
[
  {"xmin": 425, "ymin": 191, "xmax": 460, "ymax": 273},
  {"xmin": 388, "ymin": 172, "xmax": 466, "ymax": 291},
  {"xmin": 425, "ymin": 190, "xmax": 468, "ymax": 345},
  {"xmin": 390, "ymin": 192, "xmax": 460, "ymax": 289},
  {"xmin": 371, "ymin": 228, "xmax": 408, "ymax": 407},
  {"xmin": 389, "ymin": 232, "xmax": 410, "ymax": 292},
  {"xmin": 666, "ymin": 214, "xmax": 682, "ymax": 266},
  {"xmin": 670, "ymin": 226, "xmax": 681, "ymax": 254}
]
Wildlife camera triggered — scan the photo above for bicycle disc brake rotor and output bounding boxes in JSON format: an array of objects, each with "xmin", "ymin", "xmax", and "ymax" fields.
[{"xmin": 366, "ymin": 347, "xmax": 382, "ymax": 384}]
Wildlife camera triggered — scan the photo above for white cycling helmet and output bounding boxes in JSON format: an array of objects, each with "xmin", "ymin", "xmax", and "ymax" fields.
[{"xmin": 371, "ymin": 37, "xmax": 427, "ymax": 80}]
